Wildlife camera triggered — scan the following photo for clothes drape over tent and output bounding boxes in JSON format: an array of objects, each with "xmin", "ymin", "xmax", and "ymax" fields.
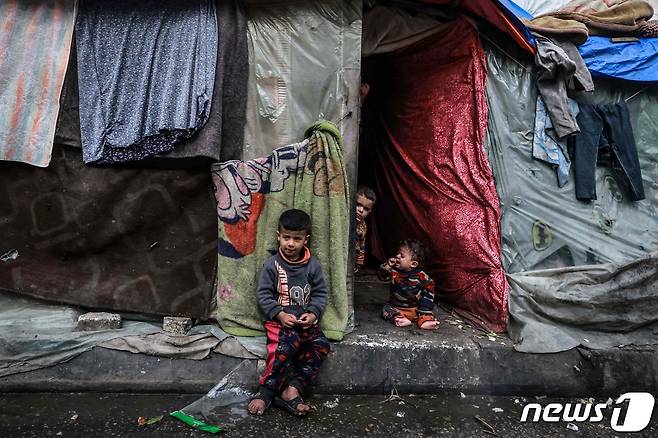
[
  {"xmin": 484, "ymin": 46, "xmax": 658, "ymax": 273},
  {"xmin": 365, "ymin": 17, "xmax": 508, "ymax": 333},
  {"xmin": 75, "ymin": 0, "xmax": 218, "ymax": 164},
  {"xmin": 57, "ymin": 0, "xmax": 248, "ymax": 162},
  {"xmin": 212, "ymin": 121, "xmax": 350, "ymax": 341},
  {"xmin": 509, "ymin": 1, "xmax": 658, "ymax": 82},
  {"xmin": 0, "ymin": 0, "xmax": 76, "ymax": 167}
]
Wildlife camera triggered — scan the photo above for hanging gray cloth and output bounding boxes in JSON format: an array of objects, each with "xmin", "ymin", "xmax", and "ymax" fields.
[
  {"xmin": 161, "ymin": 0, "xmax": 248, "ymax": 162},
  {"xmin": 533, "ymin": 32, "xmax": 593, "ymax": 139},
  {"xmin": 75, "ymin": 0, "xmax": 218, "ymax": 164}
]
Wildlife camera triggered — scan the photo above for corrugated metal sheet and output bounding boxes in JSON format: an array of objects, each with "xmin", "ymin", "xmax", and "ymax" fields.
[{"xmin": 0, "ymin": 0, "xmax": 76, "ymax": 167}]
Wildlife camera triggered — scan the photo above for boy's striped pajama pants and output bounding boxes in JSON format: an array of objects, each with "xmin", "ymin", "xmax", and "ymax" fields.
[{"xmin": 259, "ymin": 320, "xmax": 331, "ymax": 396}]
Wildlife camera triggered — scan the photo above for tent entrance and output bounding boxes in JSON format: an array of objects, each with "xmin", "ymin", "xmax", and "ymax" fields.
[{"xmin": 354, "ymin": 16, "xmax": 509, "ymax": 333}]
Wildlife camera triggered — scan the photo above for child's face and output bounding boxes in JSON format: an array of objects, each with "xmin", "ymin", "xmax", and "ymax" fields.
[
  {"xmin": 277, "ymin": 227, "xmax": 309, "ymax": 261},
  {"xmin": 394, "ymin": 245, "xmax": 418, "ymax": 272},
  {"xmin": 356, "ymin": 195, "xmax": 375, "ymax": 220}
]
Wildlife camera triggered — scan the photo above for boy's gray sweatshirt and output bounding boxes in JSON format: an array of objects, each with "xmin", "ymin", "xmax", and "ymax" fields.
[{"xmin": 256, "ymin": 248, "xmax": 328, "ymax": 321}]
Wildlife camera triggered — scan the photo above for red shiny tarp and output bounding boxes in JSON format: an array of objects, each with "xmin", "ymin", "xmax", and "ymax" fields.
[{"xmin": 366, "ymin": 17, "xmax": 508, "ymax": 333}]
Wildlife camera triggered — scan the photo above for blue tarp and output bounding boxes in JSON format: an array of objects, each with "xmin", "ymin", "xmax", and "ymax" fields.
[
  {"xmin": 579, "ymin": 36, "xmax": 658, "ymax": 82},
  {"xmin": 496, "ymin": 0, "xmax": 536, "ymax": 48},
  {"xmin": 506, "ymin": 0, "xmax": 658, "ymax": 82},
  {"xmin": 498, "ymin": 0, "xmax": 532, "ymax": 20}
]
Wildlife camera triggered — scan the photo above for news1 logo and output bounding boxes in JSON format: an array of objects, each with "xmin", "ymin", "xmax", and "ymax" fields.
[{"xmin": 520, "ymin": 392, "xmax": 655, "ymax": 432}]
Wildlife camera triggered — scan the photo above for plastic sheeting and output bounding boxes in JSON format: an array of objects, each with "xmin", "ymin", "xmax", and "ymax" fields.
[
  {"xmin": 99, "ymin": 325, "xmax": 265, "ymax": 360},
  {"xmin": 171, "ymin": 360, "xmax": 257, "ymax": 433},
  {"xmin": 242, "ymin": 0, "xmax": 361, "ymax": 164},
  {"xmin": 511, "ymin": 0, "xmax": 572, "ymax": 17},
  {"xmin": 579, "ymin": 36, "xmax": 658, "ymax": 82},
  {"xmin": 0, "ymin": 291, "xmax": 160, "ymax": 378},
  {"xmin": 364, "ymin": 18, "xmax": 509, "ymax": 333},
  {"xmin": 484, "ymin": 46, "xmax": 658, "ymax": 274},
  {"xmin": 0, "ymin": 289, "xmax": 266, "ymax": 377},
  {"xmin": 508, "ymin": 252, "xmax": 658, "ymax": 353}
]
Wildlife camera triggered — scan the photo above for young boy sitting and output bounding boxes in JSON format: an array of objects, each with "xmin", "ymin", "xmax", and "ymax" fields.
[
  {"xmin": 355, "ymin": 186, "xmax": 377, "ymax": 273},
  {"xmin": 379, "ymin": 238, "xmax": 440, "ymax": 330},
  {"xmin": 248, "ymin": 209, "xmax": 331, "ymax": 417}
]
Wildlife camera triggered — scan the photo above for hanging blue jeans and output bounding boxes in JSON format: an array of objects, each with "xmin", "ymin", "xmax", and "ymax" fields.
[{"xmin": 568, "ymin": 102, "xmax": 645, "ymax": 202}]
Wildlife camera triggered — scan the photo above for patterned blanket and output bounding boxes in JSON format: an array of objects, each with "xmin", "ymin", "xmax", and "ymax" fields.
[{"xmin": 211, "ymin": 121, "xmax": 349, "ymax": 340}]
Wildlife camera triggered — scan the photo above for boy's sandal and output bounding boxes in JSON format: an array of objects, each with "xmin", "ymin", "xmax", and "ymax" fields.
[
  {"xmin": 249, "ymin": 395, "xmax": 272, "ymax": 414},
  {"xmin": 417, "ymin": 314, "xmax": 439, "ymax": 329},
  {"xmin": 273, "ymin": 395, "xmax": 308, "ymax": 417}
]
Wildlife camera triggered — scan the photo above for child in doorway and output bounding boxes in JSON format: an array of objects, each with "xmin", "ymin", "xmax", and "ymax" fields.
[
  {"xmin": 355, "ymin": 186, "xmax": 377, "ymax": 273},
  {"xmin": 379, "ymin": 238, "xmax": 439, "ymax": 330},
  {"xmin": 247, "ymin": 209, "xmax": 331, "ymax": 417}
]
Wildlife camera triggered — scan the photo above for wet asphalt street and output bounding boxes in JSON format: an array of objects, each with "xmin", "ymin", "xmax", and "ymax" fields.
[{"xmin": 1, "ymin": 393, "xmax": 656, "ymax": 437}]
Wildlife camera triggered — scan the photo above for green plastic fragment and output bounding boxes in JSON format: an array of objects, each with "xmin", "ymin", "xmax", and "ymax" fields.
[
  {"xmin": 145, "ymin": 415, "xmax": 163, "ymax": 425},
  {"xmin": 170, "ymin": 410, "xmax": 221, "ymax": 434}
]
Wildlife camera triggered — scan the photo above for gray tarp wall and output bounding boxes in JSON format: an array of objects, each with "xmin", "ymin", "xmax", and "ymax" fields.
[
  {"xmin": 485, "ymin": 45, "xmax": 658, "ymax": 353},
  {"xmin": 485, "ymin": 46, "xmax": 658, "ymax": 274}
]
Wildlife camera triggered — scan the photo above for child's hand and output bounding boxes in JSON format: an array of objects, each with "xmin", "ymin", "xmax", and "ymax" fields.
[
  {"xmin": 298, "ymin": 312, "xmax": 317, "ymax": 328},
  {"xmin": 387, "ymin": 257, "xmax": 397, "ymax": 268},
  {"xmin": 276, "ymin": 312, "xmax": 298, "ymax": 328}
]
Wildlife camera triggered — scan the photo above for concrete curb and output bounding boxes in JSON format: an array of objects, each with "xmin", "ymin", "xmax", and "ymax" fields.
[{"xmin": 1, "ymin": 336, "xmax": 656, "ymax": 397}]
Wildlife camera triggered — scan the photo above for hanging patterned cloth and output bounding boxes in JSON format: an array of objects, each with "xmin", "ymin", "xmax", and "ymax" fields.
[
  {"xmin": 75, "ymin": 0, "xmax": 217, "ymax": 164},
  {"xmin": 211, "ymin": 121, "xmax": 350, "ymax": 341},
  {"xmin": 0, "ymin": 0, "xmax": 77, "ymax": 167}
]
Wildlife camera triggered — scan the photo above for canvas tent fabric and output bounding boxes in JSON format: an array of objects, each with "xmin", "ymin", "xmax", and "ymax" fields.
[
  {"xmin": 0, "ymin": 144, "xmax": 217, "ymax": 319},
  {"xmin": 212, "ymin": 122, "xmax": 350, "ymax": 341},
  {"xmin": 364, "ymin": 17, "xmax": 508, "ymax": 333},
  {"xmin": 508, "ymin": 252, "xmax": 658, "ymax": 353},
  {"xmin": 420, "ymin": 0, "xmax": 536, "ymax": 52},
  {"xmin": 0, "ymin": 0, "xmax": 76, "ymax": 167},
  {"xmin": 484, "ymin": 46, "xmax": 658, "ymax": 274},
  {"xmin": 361, "ymin": 5, "xmax": 451, "ymax": 56},
  {"xmin": 75, "ymin": 0, "xmax": 218, "ymax": 164}
]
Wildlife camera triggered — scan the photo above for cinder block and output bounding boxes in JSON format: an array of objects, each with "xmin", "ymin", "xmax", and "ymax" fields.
[
  {"xmin": 163, "ymin": 316, "xmax": 192, "ymax": 335},
  {"xmin": 77, "ymin": 312, "xmax": 121, "ymax": 331}
]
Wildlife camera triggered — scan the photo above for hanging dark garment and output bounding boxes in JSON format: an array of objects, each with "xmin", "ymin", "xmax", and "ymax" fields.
[
  {"xmin": 75, "ymin": 0, "xmax": 218, "ymax": 164},
  {"xmin": 568, "ymin": 102, "xmax": 645, "ymax": 202}
]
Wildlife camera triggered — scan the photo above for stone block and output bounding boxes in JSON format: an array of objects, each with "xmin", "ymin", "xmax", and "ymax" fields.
[
  {"xmin": 163, "ymin": 316, "xmax": 192, "ymax": 335},
  {"xmin": 77, "ymin": 312, "xmax": 121, "ymax": 331}
]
